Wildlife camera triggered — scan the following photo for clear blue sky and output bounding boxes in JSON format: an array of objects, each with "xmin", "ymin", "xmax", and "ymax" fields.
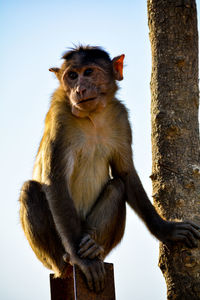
[{"xmin": 1, "ymin": 1, "xmax": 199, "ymax": 299}]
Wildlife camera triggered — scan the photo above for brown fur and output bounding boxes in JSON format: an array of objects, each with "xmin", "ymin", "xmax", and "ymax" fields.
[{"xmin": 19, "ymin": 46, "xmax": 200, "ymax": 292}]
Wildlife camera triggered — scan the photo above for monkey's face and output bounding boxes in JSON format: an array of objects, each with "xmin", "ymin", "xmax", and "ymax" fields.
[
  {"xmin": 49, "ymin": 49, "xmax": 125, "ymax": 118},
  {"xmin": 61, "ymin": 62, "xmax": 116, "ymax": 114}
]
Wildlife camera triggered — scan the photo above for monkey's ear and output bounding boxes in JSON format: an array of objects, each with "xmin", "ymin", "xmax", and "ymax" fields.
[
  {"xmin": 49, "ymin": 67, "xmax": 60, "ymax": 80},
  {"xmin": 112, "ymin": 54, "xmax": 125, "ymax": 81}
]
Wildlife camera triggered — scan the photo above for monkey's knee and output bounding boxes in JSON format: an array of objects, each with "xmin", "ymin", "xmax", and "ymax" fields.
[
  {"xmin": 105, "ymin": 178, "xmax": 125, "ymax": 203},
  {"xmin": 19, "ymin": 180, "xmax": 65, "ymax": 271},
  {"xmin": 109, "ymin": 177, "xmax": 125, "ymax": 192},
  {"xmin": 19, "ymin": 180, "xmax": 48, "ymax": 233},
  {"xmin": 88, "ymin": 177, "xmax": 125, "ymax": 223},
  {"xmin": 20, "ymin": 180, "xmax": 43, "ymax": 204},
  {"xmin": 86, "ymin": 178, "xmax": 126, "ymax": 255}
]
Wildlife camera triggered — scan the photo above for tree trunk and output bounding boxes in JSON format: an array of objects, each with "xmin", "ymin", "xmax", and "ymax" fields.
[{"xmin": 147, "ymin": 0, "xmax": 200, "ymax": 299}]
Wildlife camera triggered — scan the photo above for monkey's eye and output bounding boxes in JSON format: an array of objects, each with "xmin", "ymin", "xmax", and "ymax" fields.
[
  {"xmin": 84, "ymin": 68, "xmax": 93, "ymax": 77},
  {"xmin": 68, "ymin": 71, "xmax": 78, "ymax": 80}
]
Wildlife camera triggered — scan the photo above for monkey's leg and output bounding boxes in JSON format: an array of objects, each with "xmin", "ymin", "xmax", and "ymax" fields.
[
  {"xmin": 83, "ymin": 178, "xmax": 126, "ymax": 258},
  {"xmin": 19, "ymin": 180, "xmax": 68, "ymax": 277}
]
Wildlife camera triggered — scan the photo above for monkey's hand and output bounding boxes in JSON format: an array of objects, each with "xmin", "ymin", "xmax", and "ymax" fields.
[
  {"xmin": 78, "ymin": 234, "xmax": 104, "ymax": 259},
  {"xmin": 64, "ymin": 254, "xmax": 105, "ymax": 292},
  {"xmin": 159, "ymin": 220, "xmax": 200, "ymax": 248}
]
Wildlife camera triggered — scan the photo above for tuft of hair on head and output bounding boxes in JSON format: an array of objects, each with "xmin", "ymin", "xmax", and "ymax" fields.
[{"xmin": 62, "ymin": 45, "xmax": 112, "ymax": 64}]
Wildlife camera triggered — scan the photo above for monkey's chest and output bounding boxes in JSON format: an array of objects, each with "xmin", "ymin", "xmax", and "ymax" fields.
[{"xmin": 65, "ymin": 134, "xmax": 113, "ymax": 218}]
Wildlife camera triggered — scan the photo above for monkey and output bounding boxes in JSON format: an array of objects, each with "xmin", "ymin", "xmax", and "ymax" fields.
[{"xmin": 19, "ymin": 45, "xmax": 200, "ymax": 292}]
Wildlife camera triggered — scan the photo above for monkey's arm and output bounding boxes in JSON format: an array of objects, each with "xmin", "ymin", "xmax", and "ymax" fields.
[
  {"xmin": 123, "ymin": 164, "xmax": 200, "ymax": 247},
  {"xmin": 45, "ymin": 180, "xmax": 105, "ymax": 291},
  {"xmin": 44, "ymin": 177, "xmax": 82, "ymax": 256},
  {"xmin": 110, "ymin": 109, "xmax": 200, "ymax": 247},
  {"xmin": 43, "ymin": 137, "xmax": 105, "ymax": 291},
  {"xmin": 39, "ymin": 127, "xmax": 82, "ymax": 256}
]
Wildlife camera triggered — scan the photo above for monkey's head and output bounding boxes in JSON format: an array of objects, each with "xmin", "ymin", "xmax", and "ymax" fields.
[{"xmin": 49, "ymin": 46, "xmax": 125, "ymax": 118}]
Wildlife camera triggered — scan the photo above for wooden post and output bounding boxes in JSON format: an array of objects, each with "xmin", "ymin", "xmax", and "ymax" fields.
[{"xmin": 50, "ymin": 262, "xmax": 116, "ymax": 300}]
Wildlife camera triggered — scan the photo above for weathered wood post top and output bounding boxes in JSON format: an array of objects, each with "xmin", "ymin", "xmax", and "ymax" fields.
[{"xmin": 50, "ymin": 262, "xmax": 116, "ymax": 300}]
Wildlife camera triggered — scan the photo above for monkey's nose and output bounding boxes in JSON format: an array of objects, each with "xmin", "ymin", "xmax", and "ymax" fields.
[{"xmin": 76, "ymin": 86, "xmax": 86, "ymax": 98}]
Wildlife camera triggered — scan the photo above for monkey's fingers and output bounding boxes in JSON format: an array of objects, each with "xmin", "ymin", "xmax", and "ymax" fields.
[
  {"xmin": 165, "ymin": 221, "xmax": 200, "ymax": 248},
  {"xmin": 185, "ymin": 220, "xmax": 200, "ymax": 231},
  {"xmin": 79, "ymin": 244, "xmax": 98, "ymax": 258},
  {"xmin": 79, "ymin": 234, "xmax": 92, "ymax": 247},
  {"xmin": 178, "ymin": 222, "xmax": 200, "ymax": 239},
  {"xmin": 80, "ymin": 265, "xmax": 93, "ymax": 291},
  {"xmin": 80, "ymin": 244, "xmax": 104, "ymax": 259},
  {"xmin": 100, "ymin": 262, "xmax": 106, "ymax": 290},
  {"xmin": 89, "ymin": 247, "xmax": 104, "ymax": 259},
  {"xmin": 179, "ymin": 229, "xmax": 198, "ymax": 248},
  {"xmin": 173, "ymin": 233, "xmax": 196, "ymax": 248},
  {"xmin": 78, "ymin": 259, "xmax": 105, "ymax": 292},
  {"xmin": 78, "ymin": 236, "xmax": 96, "ymax": 255},
  {"xmin": 89, "ymin": 260, "xmax": 105, "ymax": 292},
  {"xmin": 89, "ymin": 265, "xmax": 101, "ymax": 292},
  {"xmin": 172, "ymin": 222, "xmax": 200, "ymax": 247},
  {"xmin": 184, "ymin": 231, "xmax": 198, "ymax": 248}
]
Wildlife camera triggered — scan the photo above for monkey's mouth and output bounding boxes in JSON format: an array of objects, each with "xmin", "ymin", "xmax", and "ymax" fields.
[{"xmin": 77, "ymin": 97, "xmax": 97, "ymax": 105}]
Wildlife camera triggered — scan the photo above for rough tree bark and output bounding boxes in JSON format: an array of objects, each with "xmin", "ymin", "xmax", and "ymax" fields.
[{"xmin": 147, "ymin": 0, "xmax": 200, "ymax": 299}]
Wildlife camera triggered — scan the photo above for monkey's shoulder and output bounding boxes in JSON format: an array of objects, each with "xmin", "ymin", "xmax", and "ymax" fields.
[
  {"xmin": 110, "ymin": 98, "xmax": 129, "ymax": 116},
  {"xmin": 108, "ymin": 99, "xmax": 132, "ymax": 138}
]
